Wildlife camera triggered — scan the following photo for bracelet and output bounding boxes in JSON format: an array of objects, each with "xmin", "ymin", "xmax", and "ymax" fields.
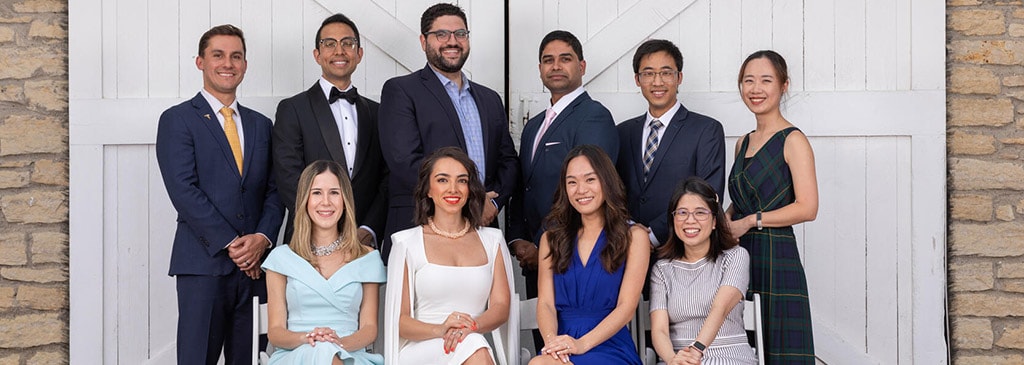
[{"xmin": 756, "ymin": 211, "xmax": 763, "ymax": 231}]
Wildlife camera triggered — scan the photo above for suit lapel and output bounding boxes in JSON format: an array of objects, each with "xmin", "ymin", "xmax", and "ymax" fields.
[
  {"xmin": 238, "ymin": 104, "xmax": 256, "ymax": 180},
  {"xmin": 352, "ymin": 96, "xmax": 372, "ymax": 177},
  {"xmin": 191, "ymin": 93, "xmax": 241, "ymax": 180},
  {"xmin": 521, "ymin": 112, "xmax": 543, "ymax": 181},
  {"xmin": 306, "ymin": 84, "xmax": 350, "ymax": 173},
  {"xmin": 644, "ymin": 108, "xmax": 688, "ymax": 187},
  {"xmin": 627, "ymin": 116, "xmax": 646, "ymax": 189},
  {"xmin": 419, "ymin": 66, "xmax": 467, "ymax": 149}
]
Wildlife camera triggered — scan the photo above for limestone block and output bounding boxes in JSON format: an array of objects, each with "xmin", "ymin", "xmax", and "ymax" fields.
[
  {"xmin": 0, "ymin": 83, "xmax": 25, "ymax": 103},
  {"xmin": 997, "ymin": 204, "xmax": 1016, "ymax": 221},
  {"xmin": 951, "ymin": 222, "xmax": 1024, "ymax": 257},
  {"xmin": 951, "ymin": 193, "xmax": 993, "ymax": 221},
  {"xmin": 1003, "ymin": 280, "xmax": 1024, "ymax": 293},
  {"xmin": 950, "ymin": 10, "xmax": 1006, "ymax": 36},
  {"xmin": 952, "ymin": 292, "xmax": 1024, "ymax": 316},
  {"xmin": 0, "ymin": 313, "xmax": 64, "ymax": 347},
  {"xmin": 1006, "ymin": 75, "xmax": 1024, "ymax": 87},
  {"xmin": 953, "ymin": 317, "xmax": 994, "ymax": 349},
  {"xmin": 1000, "ymin": 262, "xmax": 1024, "ymax": 278},
  {"xmin": 950, "ymin": 40, "xmax": 1024, "ymax": 65},
  {"xmin": 0, "ymin": 287, "xmax": 16, "ymax": 310},
  {"xmin": 0, "ymin": 233, "xmax": 27, "ymax": 265},
  {"xmin": 31, "ymin": 160, "xmax": 66, "ymax": 186},
  {"xmin": 949, "ymin": 131, "xmax": 997, "ymax": 156},
  {"xmin": 997, "ymin": 324, "xmax": 1024, "ymax": 349},
  {"xmin": 950, "ymin": 261, "xmax": 995, "ymax": 291},
  {"xmin": 0, "ymin": 191, "xmax": 68, "ymax": 224},
  {"xmin": 24, "ymin": 79, "xmax": 67, "ymax": 112},
  {"xmin": 12, "ymin": 0, "xmax": 67, "ymax": 13},
  {"xmin": 950, "ymin": 67, "xmax": 1001, "ymax": 94},
  {"xmin": 0, "ymin": 27, "xmax": 14, "ymax": 43},
  {"xmin": 0, "ymin": 170, "xmax": 30, "ymax": 189},
  {"xmin": 0, "ymin": 267, "xmax": 66, "ymax": 283},
  {"xmin": 1011, "ymin": 23, "xmax": 1024, "ymax": 38},
  {"xmin": 16, "ymin": 286, "xmax": 65, "ymax": 310},
  {"xmin": 28, "ymin": 18, "xmax": 64, "ymax": 39},
  {"xmin": 0, "ymin": 115, "xmax": 66, "ymax": 156},
  {"xmin": 30, "ymin": 232, "xmax": 66, "ymax": 264},
  {"xmin": 957, "ymin": 355, "xmax": 1024, "ymax": 365},
  {"xmin": 0, "ymin": 47, "xmax": 64, "ymax": 79},
  {"xmin": 26, "ymin": 351, "xmax": 65, "ymax": 365},
  {"xmin": 950, "ymin": 158, "xmax": 1024, "ymax": 190},
  {"xmin": 949, "ymin": 98, "xmax": 1014, "ymax": 127}
]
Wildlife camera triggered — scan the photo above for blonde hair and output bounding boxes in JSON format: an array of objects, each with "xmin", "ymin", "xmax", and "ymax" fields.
[{"xmin": 289, "ymin": 160, "xmax": 371, "ymax": 265}]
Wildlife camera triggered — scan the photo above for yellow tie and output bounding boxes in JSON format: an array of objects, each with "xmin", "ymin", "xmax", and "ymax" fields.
[{"xmin": 219, "ymin": 106, "xmax": 243, "ymax": 174}]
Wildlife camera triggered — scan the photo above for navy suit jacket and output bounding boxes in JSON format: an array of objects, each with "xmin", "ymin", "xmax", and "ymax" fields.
[
  {"xmin": 616, "ymin": 103, "xmax": 725, "ymax": 245},
  {"xmin": 156, "ymin": 92, "xmax": 284, "ymax": 276},
  {"xmin": 505, "ymin": 91, "xmax": 618, "ymax": 244},
  {"xmin": 272, "ymin": 83, "xmax": 388, "ymax": 246},
  {"xmin": 379, "ymin": 64, "xmax": 519, "ymax": 258}
]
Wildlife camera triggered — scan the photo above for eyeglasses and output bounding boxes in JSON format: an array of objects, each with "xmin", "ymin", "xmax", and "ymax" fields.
[
  {"xmin": 424, "ymin": 29, "xmax": 470, "ymax": 42},
  {"xmin": 672, "ymin": 208, "xmax": 712, "ymax": 221},
  {"xmin": 319, "ymin": 37, "xmax": 359, "ymax": 52},
  {"xmin": 637, "ymin": 70, "xmax": 679, "ymax": 84}
]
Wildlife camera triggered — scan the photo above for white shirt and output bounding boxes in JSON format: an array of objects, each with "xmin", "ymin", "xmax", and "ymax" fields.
[
  {"xmin": 639, "ymin": 101, "xmax": 682, "ymax": 158},
  {"xmin": 547, "ymin": 86, "xmax": 585, "ymax": 116},
  {"xmin": 200, "ymin": 89, "xmax": 244, "ymax": 156},
  {"xmin": 318, "ymin": 77, "xmax": 358, "ymax": 177}
]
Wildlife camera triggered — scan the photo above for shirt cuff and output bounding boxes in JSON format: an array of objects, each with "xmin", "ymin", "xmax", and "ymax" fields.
[
  {"xmin": 490, "ymin": 198, "xmax": 499, "ymax": 209},
  {"xmin": 648, "ymin": 231, "xmax": 661, "ymax": 248},
  {"xmin": 223, "ymin": 236, "xmax": 239, "ymax": 249},
  {"xmin": 358, "ymin": 225, "xmax": 378, "ymax": 248}
]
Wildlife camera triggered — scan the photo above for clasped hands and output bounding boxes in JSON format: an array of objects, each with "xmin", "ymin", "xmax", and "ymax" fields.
[
  {"xmin": 540, "ymin": 335, "xmax": 582, "ymax": 363},
  {"xmin": 303, "ymin": 326, "xmax": 343, "ymax": 348},
  {"xmin": 440, "ymin": 311, "xmax": 478, "ymax": 355},
  {"xmin": 228, "ymin": 233, "xmax": 268, "ymax": 280},
  {"xmin": 668, "ymin": 345, "xmax": 704, "ymax": 365}
]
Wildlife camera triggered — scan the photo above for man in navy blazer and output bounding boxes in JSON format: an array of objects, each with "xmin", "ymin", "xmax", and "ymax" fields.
[
  {"xmin": 617, "ymin": 39, "xmax": 725, "ymax": 247},
  {"xmin": 155, "ymin": 25, "xmax": 283, "ymax": 365},
  {"xmin": 379, "ymin": 3, "xmax": 518, "ymax": 260},
  {"xmin": 505, "ymin": 29, "xmax": 618, "ymax": 350},
  {"xmin": 273, "ymin": 13, "xmax": 387, "ymax": 248}
]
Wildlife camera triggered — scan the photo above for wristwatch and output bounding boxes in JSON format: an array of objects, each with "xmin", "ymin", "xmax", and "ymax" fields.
[
  {"xmin": 691, "ymin": 340, "xmax": 706, "ymax": 353},
  {"xmin": 756, "ymin": 211, "xmax": 763, "ymax": 231}
]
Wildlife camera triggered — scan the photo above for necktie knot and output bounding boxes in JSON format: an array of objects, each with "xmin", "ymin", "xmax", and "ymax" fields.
[
  {"xmin": 219, "ymin": 106, "xmax": 233, "ymax": 118},
  {"xmin": 545, "ymin": 108, "xmax": 556, "ymax": 123},
  {"xmin": 649, "ymin": 118, "xmax": 663, "ymax": 132},
  {"xmin": 329, "ymin": 86, "xmax": 359, "ymax": 104}
]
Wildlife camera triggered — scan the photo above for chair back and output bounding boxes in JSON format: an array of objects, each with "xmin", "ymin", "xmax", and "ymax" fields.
[{"xmin": 743, "ymin": 293, "xmax": 766, "ymax": 365}]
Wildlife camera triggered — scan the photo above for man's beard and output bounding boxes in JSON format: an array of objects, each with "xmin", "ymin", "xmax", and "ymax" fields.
[{"xmin": 427, "ymin": 45, "xmax": 469, "ymax": 73}]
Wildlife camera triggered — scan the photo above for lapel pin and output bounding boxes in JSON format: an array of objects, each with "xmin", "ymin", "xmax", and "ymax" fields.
[{"xmin": 203, "ymin": 114, "xmax": 211, "ymax": 120}]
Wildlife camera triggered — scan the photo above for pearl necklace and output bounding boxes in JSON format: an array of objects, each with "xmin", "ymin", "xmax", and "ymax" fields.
[
  {"xmin": 312, "ymin": 237, "xmax": 342, "ymax": 256},
  {"xmin": 427, "ymin": 217, "xmax": 471, "ymax": 239}
]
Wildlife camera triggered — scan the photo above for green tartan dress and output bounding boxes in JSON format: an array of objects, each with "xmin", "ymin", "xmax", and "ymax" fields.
[{"xmin": 727, "ymin": 127, "xmax": 815, "ymax": 364}]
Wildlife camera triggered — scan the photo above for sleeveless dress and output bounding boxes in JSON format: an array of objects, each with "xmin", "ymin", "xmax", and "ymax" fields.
[
  {"xmin": 260, "ymin": 247, "xmax": 386, "ymax": 365},
  {"xmin": 552, "ymin": 230, "xmax": 641, "ymax": 365},
  {"xmin": 727, "ymin": 127, "xmax": 815, "ymax": 364},
  {"xmin": 385, "ymin": 226, "xmax": 509, "ymax": 365}
]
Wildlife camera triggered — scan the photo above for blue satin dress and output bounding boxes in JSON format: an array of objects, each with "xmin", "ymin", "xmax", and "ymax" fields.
[{"xmin": 552, "ymin": 230, "xmax": 641, "ymax": 364}]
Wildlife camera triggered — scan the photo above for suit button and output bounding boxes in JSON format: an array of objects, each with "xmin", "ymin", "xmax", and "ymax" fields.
[
  {"xmin": 237, "ymin": 213, "xmax": 244, "ymax": 220},
  {"xmin": 640, "ymin": 197, "xmax": 648, "ymax": 204},
  {"xmin": 240, "ymin": 187, "xmax": 246, "ymax": 193},
  {"xmin": 525, "ymin": 186, "xmax": 531, "ymax": 192}
]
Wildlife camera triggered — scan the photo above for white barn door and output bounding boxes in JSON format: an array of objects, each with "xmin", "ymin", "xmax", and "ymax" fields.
[
  {"xmin": 68, "ymin": 0, "xmax": 504, "ymax": 363},
  {"xmin": 507, "ymin": 0, "xmax": 947, "ymax": 364}
]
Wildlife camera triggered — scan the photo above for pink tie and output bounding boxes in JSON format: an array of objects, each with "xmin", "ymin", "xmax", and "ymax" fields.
[{"xmin": 531, "ymin": 108, "xmax": 557, "ymax": 161}]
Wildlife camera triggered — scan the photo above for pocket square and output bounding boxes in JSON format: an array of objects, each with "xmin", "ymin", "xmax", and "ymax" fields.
[{"xmin": 544, "ymin": 141, "xmax": 562, "ymax": 146}]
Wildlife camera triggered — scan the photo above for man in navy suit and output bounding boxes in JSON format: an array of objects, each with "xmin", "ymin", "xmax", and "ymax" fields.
[
  {"xmin": 379, "ymin": 2, "xmax": 518, "ymax": 260},
  {"xmin": 273, "ymin": 13, "xmax": 387, "ymax": 249},
  {"xmin": 155, "ymin": 25, "xmax": 283, "ymax": 365},
  {"xmin": 505, "ymin": 30, "xmax": 617, "ymax": 348},
  {"xmin": 616, "ymin": 39, "xmax": 725, "ymax": 248}
]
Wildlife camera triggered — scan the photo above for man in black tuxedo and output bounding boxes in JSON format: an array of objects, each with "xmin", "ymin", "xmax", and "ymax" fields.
[{"xmin": 273, "ymin": 13, "xmax": 388, "ymax": 248}]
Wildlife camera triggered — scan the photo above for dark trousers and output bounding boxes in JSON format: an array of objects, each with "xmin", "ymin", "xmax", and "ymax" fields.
[{"xmin": 176, "ymin": 270, "xmax": 266, "ymax": 365}]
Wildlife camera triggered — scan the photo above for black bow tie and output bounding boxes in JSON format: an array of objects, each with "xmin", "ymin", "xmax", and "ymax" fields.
[{"xmin": 329, "ymin": 86, "xmax": 359, "ymax": 104}]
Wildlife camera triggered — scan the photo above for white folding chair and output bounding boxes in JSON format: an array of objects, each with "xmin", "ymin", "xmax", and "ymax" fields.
[
  {"xmin": 743, "ymin": 293, "xmax": 766, "ymax": 365},
  {"xmin": 518, "ymin": 298, "xmax": 538, "ymax": 365},
  {"xmin": 252, "ymin": 297, "xmax": 273, "ymax": 365}
]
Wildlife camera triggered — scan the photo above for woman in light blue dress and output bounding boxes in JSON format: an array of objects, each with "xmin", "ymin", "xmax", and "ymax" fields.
[{"xmin": 262, "ymin": 160, "xmax": 385, "ymax": 365}]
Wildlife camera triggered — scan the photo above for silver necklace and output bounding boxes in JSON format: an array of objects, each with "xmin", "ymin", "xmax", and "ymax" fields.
[
  {"xmin": 312, "ymin": 237, "xmax": 342, "ymax": 256},
  {"xmin": 428, "ymin": 217, "xmax": 471, "ymax": 239}
]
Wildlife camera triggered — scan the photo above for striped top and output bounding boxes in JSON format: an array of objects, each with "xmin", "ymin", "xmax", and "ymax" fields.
[{"xmin": 649, "ymin": 246, "xmax": 751, "ymax": 351}]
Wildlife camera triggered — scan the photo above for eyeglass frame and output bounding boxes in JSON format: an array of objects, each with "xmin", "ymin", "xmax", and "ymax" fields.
[
  {"xmin": 637, "ymin": 69, "xmax": 680, "ymax": 84},
  {"xmin": 318, "ymin": 37, "xmax": 359, "ymax": 52},
  {"xmin": 423, "ymin": 29, "xmax": 470, "ymax": 42},
  {"xmin": 671, "ymin": 208, "xmax": 713, "ymax": 221}
]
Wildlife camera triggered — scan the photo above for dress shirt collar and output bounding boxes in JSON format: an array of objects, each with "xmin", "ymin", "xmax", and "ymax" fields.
[
  {"xmin": 647, "ymin": 101, "xmax": 682, "ymax": 127},
  {"xmin": 548, "ymin": 86, "xmax": 585, "ymax": 115},
  {"xmin": 430, "ymin": 66, "xmax": 471, "ymax": 94},
  {"xmin": 318, "ymin": 77, "xmax": 354, "ymax": 101},
  {"xmin": 200, "ymin": 88, "xmax": 239, "ymax": 115}
]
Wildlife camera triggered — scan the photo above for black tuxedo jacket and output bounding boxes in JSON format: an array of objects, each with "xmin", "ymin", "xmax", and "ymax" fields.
[{"xmin": 273, "ymin": 82, "xmax": 388, "ymax": 246}]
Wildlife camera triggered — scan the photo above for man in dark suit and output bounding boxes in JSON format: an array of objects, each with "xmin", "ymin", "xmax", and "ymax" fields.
[
  {"xmin": 378, "ymin": 2, "xmax": 518, "ymax": 260},
  {"xmin": 273, "ymin": 13, "xmax": 387, "ymax": 248},
  {"xmin": 155, "ymin": 25, "xmax": 283, "ymax": 365},
  {"xmin": 617, "ymin": 39, "xmax": 725, "ymax": 247},
  {"xmin": 505, "ymin": 30, "xmax": 617, "ymax": 348}
]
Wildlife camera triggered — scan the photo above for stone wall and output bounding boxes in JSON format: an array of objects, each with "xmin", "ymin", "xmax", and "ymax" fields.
[
  {"xmin": 948, "ymin": 1, "xmax": 1024, "ymax": 364},
  {"xmin": 0, "ymin": 0, "xmax": 69, "ymax": 363}
]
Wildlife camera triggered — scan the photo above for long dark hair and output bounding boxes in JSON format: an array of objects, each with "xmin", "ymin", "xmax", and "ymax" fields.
[
  {"xmin": 412, "ymin": 147, "xmax": 486, "ymax": 228},
  {"xmin": 544, "ymin": 145, "xmax": 631, "ymax": 274},
  {"xmin": 657, "ymin": 177, "xmax": 737, "ymax": 262}
]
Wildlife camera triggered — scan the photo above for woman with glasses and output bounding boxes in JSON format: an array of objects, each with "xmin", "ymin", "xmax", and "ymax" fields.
[
  {"xmin": 528, "ymin": 145, "xmax": 648, "ymax": 365},
  {"xmin": 727, "ymin": 50, "xmax": 818, "ymax": 364},
  {"xmin": 649, "ymin": 177, "xmax": 755, "ymax": 365}
]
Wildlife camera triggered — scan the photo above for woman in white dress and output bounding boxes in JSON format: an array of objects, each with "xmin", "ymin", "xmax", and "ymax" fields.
[{"xmin": 385, "ymin": 147, "xmax": 517, "ymax": 365}]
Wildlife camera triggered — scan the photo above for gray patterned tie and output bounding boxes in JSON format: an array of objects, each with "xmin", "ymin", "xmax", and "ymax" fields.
[{"xmin": 643, "ymin": 119, "xmax": 663, "ymax": 180}]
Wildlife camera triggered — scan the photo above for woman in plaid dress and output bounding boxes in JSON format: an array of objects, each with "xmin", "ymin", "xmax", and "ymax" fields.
[{"xmin": 726, "ymin": 50, "xmax": 819, "ymax": 364}]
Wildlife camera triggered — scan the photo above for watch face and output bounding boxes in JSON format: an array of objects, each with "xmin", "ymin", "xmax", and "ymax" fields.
[{"xmin": 692, "ymin": 341, "xmax": 706, "ymax": 351}]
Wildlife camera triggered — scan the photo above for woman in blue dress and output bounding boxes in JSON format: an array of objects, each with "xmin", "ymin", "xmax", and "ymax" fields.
[
  {"xmin": 261, "ymin": 160, "xmax": 386, "ymax": 365},
  {"xmin": 529, "ymin": 145, "xmax": 649, "ymax": 365}
]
